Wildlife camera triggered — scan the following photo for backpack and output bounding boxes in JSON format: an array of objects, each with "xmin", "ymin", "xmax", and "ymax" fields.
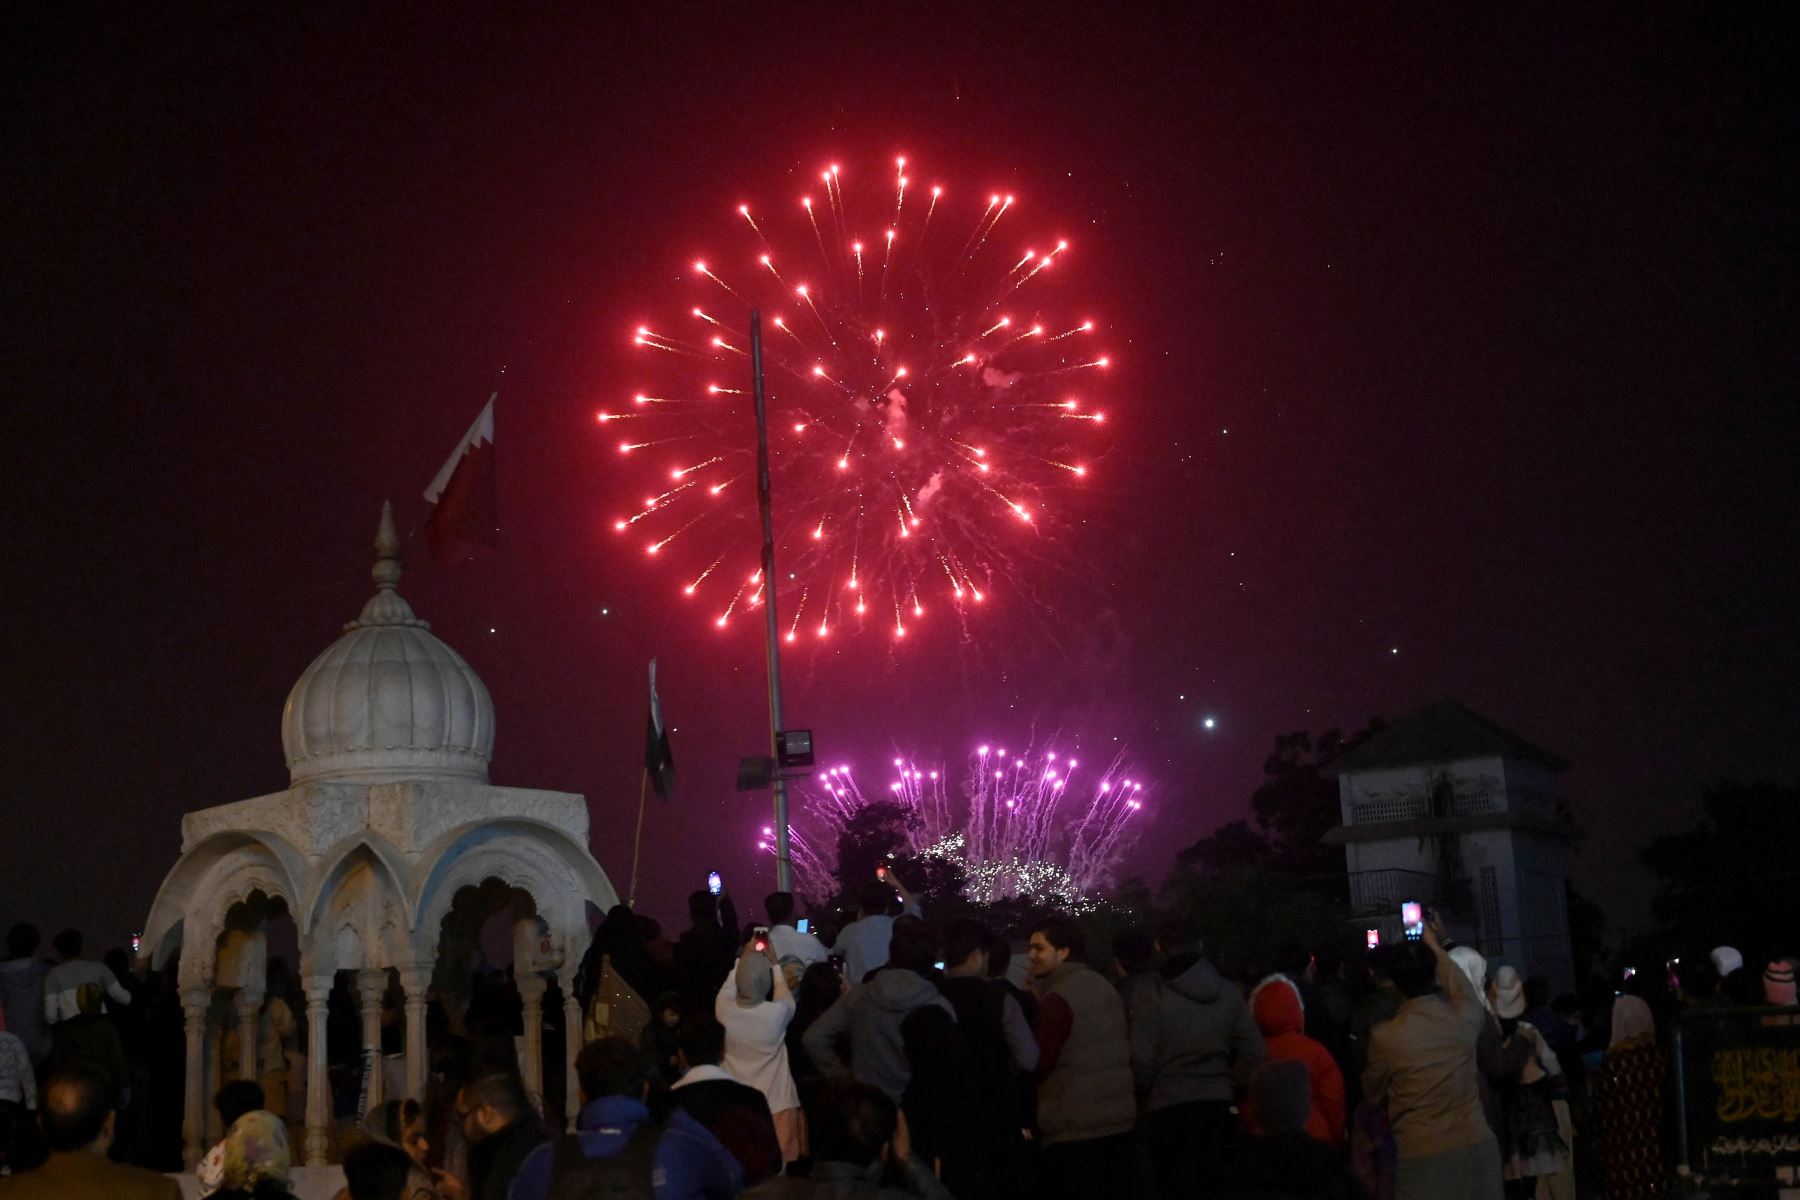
[{"xmin": 545, "ymin": 1120, "xmax": 663, "ymax": 1200}]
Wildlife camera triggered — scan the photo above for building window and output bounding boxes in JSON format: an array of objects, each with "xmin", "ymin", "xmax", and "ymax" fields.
[{"xmin": 1479, "ymin": 866, "xmax": 1503, "ymax": 958}]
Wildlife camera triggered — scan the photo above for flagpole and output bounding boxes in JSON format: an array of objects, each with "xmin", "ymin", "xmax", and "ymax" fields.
[
  {"xmin": 627, "ymin": 768, "xmax": 648, "ymax": 909},
  {"xmin": 750, "ymin": 311, "xmax": 794, "ymax": 893}
]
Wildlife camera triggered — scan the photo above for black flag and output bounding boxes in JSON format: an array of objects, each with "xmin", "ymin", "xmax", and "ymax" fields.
[{"xmin": 645, "ymin": 659, "xmax": 675, "ymax": 798}]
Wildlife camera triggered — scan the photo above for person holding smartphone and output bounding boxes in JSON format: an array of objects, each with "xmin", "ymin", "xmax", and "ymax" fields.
[
  {"xmin": 716, "ymin": 934, "xmax": 803, "ymax": 1163},
  {"xmin": 828, "ymin": 868, "xmax": 920, "ymax": 987},
  {"xmin": 762, "ymin": 892, "xmax": 827, "ymax": 971},
  {"xmin": 1363, "ymin": 912, "xmax": 1506, "ymax": 1200},
  {"xmin": 673, "ymin": 881, "xmax": 740, "ymax": 1011}
]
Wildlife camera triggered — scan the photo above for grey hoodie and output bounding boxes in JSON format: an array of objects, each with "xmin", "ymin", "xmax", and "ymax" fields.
[
  {"xmin": 802, "ymin": 968, "xmax": 953, "ymax": 1102},
  {"xmin": 1128, "ymin": 953, "xmax": 1266, "ymax": 1112}
]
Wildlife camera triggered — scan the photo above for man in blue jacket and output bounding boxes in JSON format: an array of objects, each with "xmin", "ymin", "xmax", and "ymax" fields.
[{"xmin": 509, "ymin": 1038, "xmax": 743, "ymax": 1200}]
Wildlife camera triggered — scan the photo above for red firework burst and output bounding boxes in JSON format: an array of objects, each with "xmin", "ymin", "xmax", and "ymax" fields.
[{"xmin": 604, "ymin": 156, "xmax": 1114, "ymax": 641}]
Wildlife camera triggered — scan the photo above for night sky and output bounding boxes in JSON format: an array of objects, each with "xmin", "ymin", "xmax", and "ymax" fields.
[{"xmin": 6, "ymin": 6, "xmax": 1796, "ymax": 946}]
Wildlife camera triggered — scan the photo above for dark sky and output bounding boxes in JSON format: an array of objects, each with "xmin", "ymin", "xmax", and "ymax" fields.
[{"xmin": 5, "ymin": 5, "xmax": 1796, "ymax": 947}]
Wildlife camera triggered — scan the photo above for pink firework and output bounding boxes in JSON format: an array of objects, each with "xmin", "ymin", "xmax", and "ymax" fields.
[
  {"xmin": 771, "ymin": 742, "xmax": 1148, "ymax": 904},
  {"xmin": 606, "ymin": 156, "xmax": 1114, "ymax": 640},
  {"xmin": 963, "ymin": 743, "xmax": 1146, "ymax": 900}
]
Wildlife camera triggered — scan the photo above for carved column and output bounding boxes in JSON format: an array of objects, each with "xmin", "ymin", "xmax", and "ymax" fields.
[
  {"xmin": 560, "ymin": 965, "xmax": 583, "ymax": 1131},
  {"xmin": 206, "ymin": 1002, "xmax": 225, "ymax": 1143},
  {"xmin": 399, "ymin": 965, "xmax": 432, "ymax": 1101},
  {"xmin": 181, "ymin": 987, "xmax": 211, "ymax": 1170},
  {"xmin": 516, "ymin": 972, "xmax": 547, "ymax": 1111},
  {"xmin": 235, "ymin": 989, "xmax": 262, "ymax": 1082},
  {"xmin": 302, "ymin": 976, "xmax": 332, "ymax": 1167},
  {"xmin": 356, "ymin": 968, "xmax": 388, "ymax": 1114}
]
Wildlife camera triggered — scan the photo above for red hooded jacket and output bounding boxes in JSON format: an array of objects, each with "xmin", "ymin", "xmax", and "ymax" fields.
[{"xmin": 1244, "ymin": 975, "xmax": 1346, "ymax": 1147}]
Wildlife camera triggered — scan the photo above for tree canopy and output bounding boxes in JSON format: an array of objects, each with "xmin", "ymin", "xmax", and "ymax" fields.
[{"xmin": 1642, "ymin": 780, "xmax": 1800, "ymax": 959}]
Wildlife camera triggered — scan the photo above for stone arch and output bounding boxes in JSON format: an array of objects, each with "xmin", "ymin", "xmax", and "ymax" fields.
[
  {"xmin": 305, "ymin": 840, "xmax": 409, "ymax": 976},
  {"xmin": 411, "ymin": 820, "xmax": 609, "ymax": 973},
  {"xmin": 177, "ymin": 848, "xmax": 305, "ymax": 989},
  {"xmin": 305, "ymin": 834, "xmax": 411, "ymax": 932},
  {"xmin": 143, "ymin": 830, "xmax": 306, "ymax": 971}
]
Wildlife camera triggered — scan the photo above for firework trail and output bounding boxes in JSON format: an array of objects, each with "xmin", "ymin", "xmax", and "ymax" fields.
[
  {"xmin": 607, "ymin": 155, "xmax": 1115, "ymax": 642},
  {"xmin": 755, "ymin": 821, "xmax": 835, "ymax": 904}
]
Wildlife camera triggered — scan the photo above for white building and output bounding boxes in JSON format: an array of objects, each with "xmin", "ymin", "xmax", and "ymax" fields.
[
  {"xmin": 1324, "ymin": 699, "xmax": 1576, "ymax": 989},
  {"xmin": 142, "ymin": 504, "xmax": 618, "ymax": 1166}
]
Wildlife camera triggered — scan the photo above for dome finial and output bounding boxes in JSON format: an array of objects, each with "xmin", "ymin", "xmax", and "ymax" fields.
[
  {"xmin": 373, "ymin": 500, "xmax": 402, "ymax": 592},
  {"xmin": 346, "ymin": 501, "xmax": 424, "ymax": 630}
]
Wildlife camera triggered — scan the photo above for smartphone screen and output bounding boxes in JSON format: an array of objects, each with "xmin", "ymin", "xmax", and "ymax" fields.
[
  {"xmin": 707, "ymin": 870, "xmax": 722, "ymax": 896},
  {"xmin": 1365, "ymin": 928, "xmax": 1380, "ymax": 950},
  {"xmin": 796, "ymin": 918, "xmax": 810, "ymax": 934},
  {"xmin": 753, "ymin": 925, "xmax": 769, "ymax": 952},
  {"xmin": 1401, "ymin": 901, "xmax": 1424, "ymax": 941}
]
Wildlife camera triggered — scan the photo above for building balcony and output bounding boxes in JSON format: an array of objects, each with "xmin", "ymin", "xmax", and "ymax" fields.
[{"xmin": 1348, "ymin": 868, "xmax": 1441, "ymax": 916}]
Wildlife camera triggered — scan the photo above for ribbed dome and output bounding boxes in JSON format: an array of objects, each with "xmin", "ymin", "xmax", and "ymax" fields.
[{"xmin": 281, "ymin": 503, "xmax": 494, "ymax": 784}]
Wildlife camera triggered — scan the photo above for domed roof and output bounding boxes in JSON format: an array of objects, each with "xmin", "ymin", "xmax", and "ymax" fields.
[{"xmin": 281, "ymin": 503, "xmax": 494, "ymax": 785}]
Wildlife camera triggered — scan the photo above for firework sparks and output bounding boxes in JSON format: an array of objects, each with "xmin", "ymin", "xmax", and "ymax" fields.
[
  {"xmin": 612, "ymin": 156, "xmax": 1115, "ymax": 641},
  {"xmin": 760, "ymin": 740, "xmax": 1147, "ymax": 907}
]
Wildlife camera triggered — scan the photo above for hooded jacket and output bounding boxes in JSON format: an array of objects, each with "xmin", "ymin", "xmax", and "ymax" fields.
[
  {"xmin": 1128, "ymin": 952, "xmax": 1266, "ymax": 1113},
  {"xmin": 1243, "ymin": 975, "xmax": 1346, "ymax": 1147},
  {"xmin": 801, "ymin": 967, "xmax": 953, "ymax": 1102}
]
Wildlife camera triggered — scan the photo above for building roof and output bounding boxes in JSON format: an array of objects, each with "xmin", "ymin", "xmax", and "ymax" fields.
[
  {"xmin": 1325, "ymin": 698, "xmax": 1569, "ymax": 774},
  {"xmin": 280, "ymin": 502, "xmax": 494, "ymax": 785}
]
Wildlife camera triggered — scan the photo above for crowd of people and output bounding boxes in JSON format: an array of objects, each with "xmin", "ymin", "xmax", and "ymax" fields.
[{"xmin": 0, "ymin": 887, "xmax": 1795, "ymax": 1200}]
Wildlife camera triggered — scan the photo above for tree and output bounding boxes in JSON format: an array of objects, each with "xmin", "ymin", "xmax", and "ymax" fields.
[
  {"xmin": 1642, "ymin": 781, "xmax": 1800, "ymax": 958},
  {"xmin": 1177, "ymin": 722, "xmax": 1385, "ymax": 884},
  {"xmin": 1160, "ymin": 862, "xmax": 1350, "ymax": 979},
  {"xmin": 1173, "ymin": 819, "xmax": 1270, "ymax": 877},
  {"xmin": 827, "ymin": 800, "xmax": 967, "ymax": 919}
]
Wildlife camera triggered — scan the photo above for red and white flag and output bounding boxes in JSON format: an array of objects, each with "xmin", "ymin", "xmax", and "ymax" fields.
[{"xmin": 422, "ymin": 394, "xmax": 497, "ymax": 565}]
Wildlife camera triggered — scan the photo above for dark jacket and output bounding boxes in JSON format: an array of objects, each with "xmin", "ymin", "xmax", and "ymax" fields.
[
  {"xmin": 671, "ymin": 1068, "xmax": 781, "ymax": 1188},
  {"xmin": 467, "ymin": 1116, "xmax": 547, "ymax": 1200},
  {"xmin": 897, "ymin": 1005, "xmax": 990, "ymax": 1198},
  {"xmin": 742, "ymin": 1157, "xmax": 955, "ymax": 1200},
  {"xmin": 1223, "ymin": 1129, "xmax": 1361, "ymax": 1200},
  {"xmin": 45, "ymin": 1015, "xmax": 129, "ymax": 1101},
  {"xmin": 938, "ymin": 976, "xmax": 1030, "ymax": 1114},
  {"xmin": 1129, "ymin": 953, "xmax": 1266, "ymax": 1113},
  {"xmin": 674, "ymin": 899, "xmax": 739, "ymax": 1012},
  {"xmin": 1036, "ymin": 961, "xmax": 1136, "ymax": 1147},
  {"xmin": 0, "ymin": 959, "xmax": 50, "ymax": 1063},
  {"xmin": 802, "ymin": 969, "xmax": 954, "ymax": 1102}
]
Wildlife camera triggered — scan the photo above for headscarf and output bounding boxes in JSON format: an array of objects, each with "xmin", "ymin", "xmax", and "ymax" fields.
[
  {"xmin": 1449, "ymin": 946, "xmax": 1491, "ymax": 1012},
  {"xmin": 736, "ymin": 952, "xmax": 773, "ymax": 1005},
  {"xmin": 360, "ymin": 1096, "xmax": 421, "ymax": 1150},
  {"xmin": 222, "ymin": 1110, "xmax": 291, "ymax": 1189},
  {"xmin": 1710, "ymin": 945, "xmax": 1744, "ymax": 978},
  {"xmin": 1609, "ymin": 994, "xmax": 1655, "ymax": 1048},
  {"xmin": 1491, "ymin": 966, "xmax": 1526, "ymax": 1020}
]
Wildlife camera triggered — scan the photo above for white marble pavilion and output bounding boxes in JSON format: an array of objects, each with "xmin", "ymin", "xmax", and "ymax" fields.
[{"xmin": 142, "ymin": 504, "xmax": 617, "ymax": 1166}]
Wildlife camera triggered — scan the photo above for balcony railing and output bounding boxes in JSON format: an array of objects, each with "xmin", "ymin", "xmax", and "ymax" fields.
[{"xmin": 1348, "ymin": 868, "xmax": 1440, "ymax": 915}]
